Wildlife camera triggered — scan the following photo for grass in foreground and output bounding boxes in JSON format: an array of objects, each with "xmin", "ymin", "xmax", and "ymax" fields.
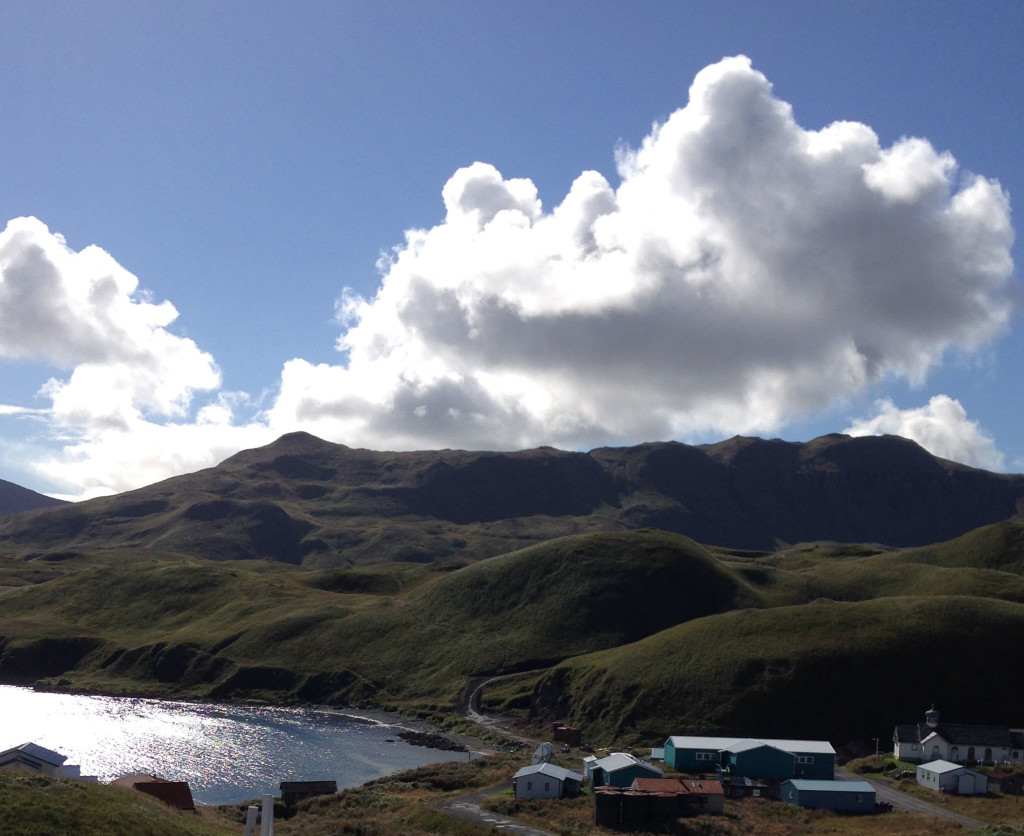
[
  {"xmin": 0, "ymin": 773, "xmax": 235, "ymax": 836},
  {"xmin": 270, "ymin": 756, "xmax": 520, "ymax": 836},
  {"xmin": 6, "ymin": 756, "xmax": 1024, "ymax": 836}
]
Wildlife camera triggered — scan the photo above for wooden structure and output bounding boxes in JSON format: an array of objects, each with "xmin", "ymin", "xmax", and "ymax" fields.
[{"xmin": 280, "ymin": 780, "xmax": 338, "ymax": 807}]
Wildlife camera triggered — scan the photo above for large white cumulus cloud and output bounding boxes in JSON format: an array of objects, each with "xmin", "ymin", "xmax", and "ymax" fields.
[
  {"xmin": 269, "ymin": 55, "xmax": 1014, "ymax": 451},
  {"xmin": 2, "ymin": 56, "xmax": 1016, "ymax": 497}
]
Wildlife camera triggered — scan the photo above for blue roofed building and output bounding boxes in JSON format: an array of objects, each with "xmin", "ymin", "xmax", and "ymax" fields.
[{"xmin": 780, "ymin": 779, "xmax": 875, "ymax": 812}]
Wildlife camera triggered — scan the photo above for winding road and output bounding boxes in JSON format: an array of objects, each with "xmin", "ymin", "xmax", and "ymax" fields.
[{"xmin": 837, "ymin": 768, "xmax": 985, "ymax": 830}]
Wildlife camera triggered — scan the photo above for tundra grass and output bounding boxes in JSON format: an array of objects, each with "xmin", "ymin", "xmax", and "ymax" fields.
[
  {"xmin": 0, "ymin": 773, "xmax": 235, "ymax": 836},
  {"xmin": 4, "ymin": 525, "xmax": 1024, "ymax": 742},
  {"xmin": 538, "ymin": 595, "xmax": 1024, "ymax": 745}
]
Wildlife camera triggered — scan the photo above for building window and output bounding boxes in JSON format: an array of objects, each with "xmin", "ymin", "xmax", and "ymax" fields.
[
  {"xmin": 912, "ymin": 744, "xmax": 918, "ymax": 750},
  {"xmin": 797, "ymin": 756, "xmax": 814, "ymax": 764},
  {"xmin": 527, "ymin": 782, "xmax": 532, "ymax": 790},
  {"xmin": 544, "ymin": 782, "xmax": 550, "ymax": 791},
  {"xmin": 856, "ymin": 795, "xmax": 863, "ymax": 803},
  {"xmin": 696, "ymin": 752, "xmax": 714, "ymax": 761}
]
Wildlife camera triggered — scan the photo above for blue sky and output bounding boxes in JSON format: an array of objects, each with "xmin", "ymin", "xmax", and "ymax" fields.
[{"xmin": 0, "ymin": 1, "xmax": 1021, "ymax": 499}]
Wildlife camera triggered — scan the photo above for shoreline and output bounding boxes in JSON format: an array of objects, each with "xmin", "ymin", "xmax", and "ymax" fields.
[{"xmin": 8, "ymin": 680, "xmax": 504, "ymax": 759}]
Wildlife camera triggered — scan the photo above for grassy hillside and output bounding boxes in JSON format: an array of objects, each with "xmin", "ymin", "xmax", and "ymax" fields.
[
  {"xmin": 530, "ymin": 595, "xmax": 1024, "ymax": 745},
  {"xmin": 0, "ymin": 772, "xmax": 235, "ymax": 836},
  {"xmin": 0, "ymin": 531, "xmax": 756, "ymax": 709},
  {"xmin": 3, "ymin": 521, "xmax": 1024, "ymax": 744},
  {"xmin": 894, "ymin": 518, "xmax": 1024, "ymax": 575}
]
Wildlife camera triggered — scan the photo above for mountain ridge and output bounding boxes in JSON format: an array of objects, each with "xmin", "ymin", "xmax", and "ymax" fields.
[
  {"xmin": 1, "ymin": 431, "xmax": 1021, "ymax": 564},
  {"xmin": 0, "ymin": 478, "xmax": 66, "ymax": 517}
]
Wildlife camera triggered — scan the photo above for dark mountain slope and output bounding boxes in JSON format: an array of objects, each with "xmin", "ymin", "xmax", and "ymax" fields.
[
  {"xmin": 594, "ymin": 433, "xmax": 1024, "ymax": 548},
  {"xmin": 0, "ymin": 431, "xmax": 1021, "ymax": 563},
  {"xmin": 0, "ymin": 478, "xmax": 66, "ymax": 516}
]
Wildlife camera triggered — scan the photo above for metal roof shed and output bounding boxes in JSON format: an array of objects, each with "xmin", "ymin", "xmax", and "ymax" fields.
[{"xmin": 781, "ymin": 779, "xmax": 875, "ymax": 812}]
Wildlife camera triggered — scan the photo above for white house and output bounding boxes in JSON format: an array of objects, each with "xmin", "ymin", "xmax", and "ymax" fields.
[
  {"xmin": 582, "ymin": 755, "xmax": 598, "ymax": 785},
  {"xmin": 894, "ymin": 707, "xmax": 1024, "ymax": 764},
  {"xmin": 0, "ymin": 742, "xmax": 79, "ymax": 777},
  {"xmin": 513, "ymin": 763, "xmax": 583, "ymax": 799},
  {"xmin": 916, "ymin": 759, "xmax": 988, "ymax": 795}
]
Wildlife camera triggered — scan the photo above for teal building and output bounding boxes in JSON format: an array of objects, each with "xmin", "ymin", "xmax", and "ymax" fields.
[{"xmin": 663, "ymin": 735, "xmax": 835, "ymax": 781}]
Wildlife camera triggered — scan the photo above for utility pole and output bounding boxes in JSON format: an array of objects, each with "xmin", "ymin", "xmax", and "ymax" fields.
[{"xmin": 873, "ymin": 737, "xmax": 880, "ymax": 765}]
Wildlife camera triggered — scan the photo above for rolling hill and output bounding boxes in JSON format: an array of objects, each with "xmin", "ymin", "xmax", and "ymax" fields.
[{"xmin": 1, "ymin": 517, "xmax": 1024, "ymax": 744}]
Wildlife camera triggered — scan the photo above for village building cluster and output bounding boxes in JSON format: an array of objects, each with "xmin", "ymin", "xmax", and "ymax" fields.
[
  {"xmin": 4, "ymin": 705, "xmax": 1022, "ymax": 832},
  {"xmin": 511, "ymin": 707, "xmax": 1024, "ymax": 829}
]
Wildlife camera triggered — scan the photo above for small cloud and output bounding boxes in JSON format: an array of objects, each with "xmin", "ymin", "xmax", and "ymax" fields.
[{"xmin": 844, "ymin": 395, "xmax": 1006, "ymax": 471}]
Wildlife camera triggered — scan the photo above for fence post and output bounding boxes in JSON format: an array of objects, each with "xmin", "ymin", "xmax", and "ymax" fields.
[
  {"xmin": 243, "ymin": 805, "xmax": 258, "ymax": 836},
  {"xmin": 261, "ymin": 793, "xmax": 274, "ymax": 836}
]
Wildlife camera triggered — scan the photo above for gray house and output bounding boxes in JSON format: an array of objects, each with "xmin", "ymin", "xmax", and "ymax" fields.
[
  {"xmin": 916, "ymin": 760, "xmax": 988, "ymax": 795},
  {"xmin": 513, "ymin": 763, "xmax": 583, "ymax": 799},
  {"xmin": 780, "ymin": 779, "xmax": 875, "ymax": 812},
  {"xmin": 0, "ymin": 743, "xmax": 76, "ymax": 778}
]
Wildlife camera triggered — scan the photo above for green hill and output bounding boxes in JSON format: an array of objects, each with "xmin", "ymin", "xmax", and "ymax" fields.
[
  {"xmin": 0, "ymin": 772, "xmax": 233, "ymax": 836},
  {"xmin": 0, "ymin": 531, "xmax": 757, "ymax": 708},
  {"xmin": 530, "ymin": 595, "xmax": 1024, "ymax": 745},
  {"xmin": 3, "ymin": 517, "xmax": 1024, "ymax": 744}
]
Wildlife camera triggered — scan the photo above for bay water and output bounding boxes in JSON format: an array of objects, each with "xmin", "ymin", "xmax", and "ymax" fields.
[{"xmin": 0, "ymin": 684, "xmax": 467, "ymax": 804}]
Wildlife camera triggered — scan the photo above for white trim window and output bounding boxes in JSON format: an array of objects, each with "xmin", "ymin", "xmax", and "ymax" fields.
[{"xmin": 695, "ymin": 752, "xmax": 715, "ymax": 761}]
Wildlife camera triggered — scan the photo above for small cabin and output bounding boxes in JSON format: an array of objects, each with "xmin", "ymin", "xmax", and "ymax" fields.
[
  {"xmin": 513, "ymin": 763, "xmax": 583, "ymax": 799},
  {"xmin": 780, "ymin": 779, "xmax": 875, "ymax": 812},
  {"xmin": 280, "ymin": 780, "xmax": 338, "ymax": 807}
]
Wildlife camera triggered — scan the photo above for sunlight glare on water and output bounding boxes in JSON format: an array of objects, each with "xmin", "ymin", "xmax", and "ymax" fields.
[{"xmin": 0, "ymin": 685, "xmax": 466, "ymax": 804}]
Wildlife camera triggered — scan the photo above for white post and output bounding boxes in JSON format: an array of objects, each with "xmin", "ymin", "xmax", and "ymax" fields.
[
  {"xmin": 261, "ymin": 794, "xmax": 274, "ymax": 836},
  {"xmin": 243, "ymin": 805, "xmax": 258, "ymax": 836}
]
